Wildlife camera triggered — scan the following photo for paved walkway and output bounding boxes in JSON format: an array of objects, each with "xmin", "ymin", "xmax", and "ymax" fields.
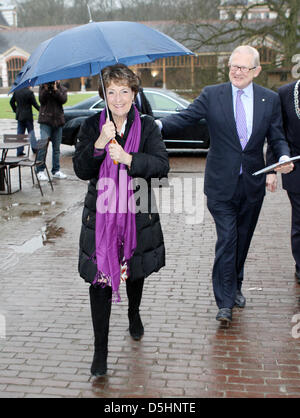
[{"xmin": 0, "ymin": 119, "xmax": 299, "ymax": 398}]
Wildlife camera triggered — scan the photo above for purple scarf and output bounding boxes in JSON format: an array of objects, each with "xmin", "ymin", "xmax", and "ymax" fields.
[{"xmin": 92, "ymin": 106, "xmax": 141, "ymax": 302}]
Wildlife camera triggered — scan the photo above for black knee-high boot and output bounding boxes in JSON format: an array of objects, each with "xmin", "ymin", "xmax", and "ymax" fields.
[
  {"xmin": 126, "ymin": 278, "xmax": 144, "ymax": 341},
  {"xmin": 89, "ymin": 285, "xmax": 112, "ymax": 376}
]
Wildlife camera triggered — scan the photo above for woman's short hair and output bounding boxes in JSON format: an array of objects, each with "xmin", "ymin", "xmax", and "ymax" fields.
[{"xmin": 98, "ymin": 64, "xmax": 140, "ymax": 99}]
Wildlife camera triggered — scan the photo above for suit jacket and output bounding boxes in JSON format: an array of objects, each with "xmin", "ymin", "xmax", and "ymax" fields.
[
  {"xmin": 162, "ymin": 82, "xmax": 290, "ymax": 203},
  {"xmin": 266, "ymin": 81, "xmax": 300, "ymax": 194},
  {"xmin": 10, "ymin": 87, "xmax": 40, "ymax": 122},
  {"xmin": 135, "ymin": 88, "xmax": 153, "ymax": 117}
]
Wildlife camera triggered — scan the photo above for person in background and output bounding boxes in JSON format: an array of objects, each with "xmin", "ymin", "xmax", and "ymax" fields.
[
  {"xmin": 9, "ymin": 86, "xmax": 40, "ymax": 156},
  {"xmin": 73, "ymin": 64, "xmax": 169, "ymax": 377},
  {"xmin": 266, "ymin": 80, "xmax": 300, "ymax": 285},
  {"xmin": 157, "ymin": 45, "xmax": 293, "ymax": 323},
  {"xmin": 36, "ymin": 80, "xmax": 68, "ymax": 181},
  {"xmin": 134, "ymin": 78, "xmax": 153, "ymax": 117}
]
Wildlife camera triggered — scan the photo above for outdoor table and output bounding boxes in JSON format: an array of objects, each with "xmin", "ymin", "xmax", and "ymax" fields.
[{"xmin": 0, "ymin": 142, "xmax": 30, "ymax": 194}]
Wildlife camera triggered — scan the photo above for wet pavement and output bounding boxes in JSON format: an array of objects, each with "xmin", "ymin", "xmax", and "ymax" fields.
[{"xmin": 0, "ymin": 119, "xmax": 300, "ymax": 398}]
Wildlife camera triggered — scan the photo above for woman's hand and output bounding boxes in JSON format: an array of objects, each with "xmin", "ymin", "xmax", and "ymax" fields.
[
  {"xmin": 108, "ymin": 140, "xmax": 132, "ymax": 168},
  {"xmin": 94, "ymin": 118, "xmax": 116, "ymax": 149}
]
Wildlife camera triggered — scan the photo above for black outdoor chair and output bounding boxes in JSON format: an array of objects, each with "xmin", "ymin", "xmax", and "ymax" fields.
[
  {"xmin": 0, "ymin": 164, "xmax": 6, "ymax": 192},
  {"xmin": 18, "ymin": 137, "xmax": 54, "ymax": 196},
  {"xmin": 0, "ymin": 134, "xmax": 30, "ymax": 194}
]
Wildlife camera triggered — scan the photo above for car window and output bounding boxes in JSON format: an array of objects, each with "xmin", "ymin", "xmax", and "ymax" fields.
[
  {"xmin": 91, "ymin": 100, "xmax": 105, "ymax": 110},
  {"xmin": 145, "ymin": 92, "xmax": 184, "ymax": 112}
]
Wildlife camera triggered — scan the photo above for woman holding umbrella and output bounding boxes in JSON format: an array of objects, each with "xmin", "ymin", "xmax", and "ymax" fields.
[{"xmin": 73, "ymin": 64, "xmax": 169, "ymax": 377}]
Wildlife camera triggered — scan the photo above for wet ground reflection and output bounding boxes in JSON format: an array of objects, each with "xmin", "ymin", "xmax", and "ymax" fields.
[
  {"xmin": 9, "ymin": 223, "xmax": 65, "ymax": 254},
  {"xmin": 0, "ymin": 201, "xmax": 60, "ymax": 221}
]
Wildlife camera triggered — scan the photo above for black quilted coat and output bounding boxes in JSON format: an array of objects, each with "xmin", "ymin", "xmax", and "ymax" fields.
[{"xmin": 73, "ymin": 107, "xmax": 169, "ymax": 284}]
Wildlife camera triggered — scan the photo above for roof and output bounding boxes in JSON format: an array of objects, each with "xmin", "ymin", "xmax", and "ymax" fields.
[
  {"xmin": 0, "ymin": 19, "xmax": 298, "ymax": 58},
  {"xmin": 0, "ymin": 25, "xmax": 78, "ymax": 55},
  {"xmin": 0, "ymin": 21, "xmax": 196, "ymax": 56}
]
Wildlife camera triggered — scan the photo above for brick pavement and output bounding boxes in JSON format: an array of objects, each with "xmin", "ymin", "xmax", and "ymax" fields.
[{"xmin": 0, "ymin": 120, "xmax": 299, "ymax": 398}]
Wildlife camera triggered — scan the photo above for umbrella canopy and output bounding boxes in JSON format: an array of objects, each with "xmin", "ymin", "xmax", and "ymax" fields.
[{"xmin": 11, "ymin": 21, "xmax": 194, "ymax": 92}]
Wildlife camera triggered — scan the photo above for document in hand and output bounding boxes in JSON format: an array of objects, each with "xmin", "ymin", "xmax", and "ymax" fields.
[{"xmin": 252, "ymin": 155, "xmax": 300, "ymax": 176}]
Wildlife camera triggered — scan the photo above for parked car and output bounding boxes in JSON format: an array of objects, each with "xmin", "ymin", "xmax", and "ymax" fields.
[{"xmin": 62, "ymin": 88, "xmax": 210, "ymax": 150}]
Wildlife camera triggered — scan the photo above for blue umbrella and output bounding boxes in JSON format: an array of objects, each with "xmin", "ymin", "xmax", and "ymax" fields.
[{"xmin": 11, "ymin": 21, "xmax": 194, "ymax": 92}]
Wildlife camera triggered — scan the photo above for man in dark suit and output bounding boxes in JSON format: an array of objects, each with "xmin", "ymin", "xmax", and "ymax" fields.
[
  {"xmin": 135, "ymin": 86, "xmax": 153, "ymax": 117},
  {"xmin": 266, "ymin": 80, "xmax": 300, "ymax": 284},
  {"xmin": 10, "ymin": 86, "xmax": 40, "ymax": 156},
  {"xmin": 158, "ymin": 45, "xmax": 293, "ymax": 322}
]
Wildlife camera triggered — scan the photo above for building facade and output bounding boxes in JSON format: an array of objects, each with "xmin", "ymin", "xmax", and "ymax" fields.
[{"xmin": 0, "ymin": 1, "xmax": 297, "ymax": 94}]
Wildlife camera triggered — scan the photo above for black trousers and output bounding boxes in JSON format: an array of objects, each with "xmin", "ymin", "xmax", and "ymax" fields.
[
  {"xmin": 207, "ymin": 176, "xmax": 263, "ymax": 309},
  {"xmin": 287, "ymin": 191, "xmax": 300, "ymax": 271}
]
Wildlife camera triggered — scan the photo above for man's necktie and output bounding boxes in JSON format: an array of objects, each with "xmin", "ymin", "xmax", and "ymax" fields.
[
  {"xmin": 236, "ymin": 89, "xmax": 248, "ymax": 149},
  {"xmin": 236, "ymin": 90, "xmax": 248, "ymax": 174}
]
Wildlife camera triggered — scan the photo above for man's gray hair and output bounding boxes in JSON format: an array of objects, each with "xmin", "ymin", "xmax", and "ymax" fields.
[{"xmin": 228, "ymin": 45, "xmax": 260, "ymax": 67}]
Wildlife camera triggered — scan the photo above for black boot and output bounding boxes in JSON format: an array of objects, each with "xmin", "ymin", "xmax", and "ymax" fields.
[
  {"xmin": 89, "ymin": 285, "xmax": 112, "ymax": 377},
  {"xmin": 126, "ymin": 278, "xmax": 144, "ymax": 341}
]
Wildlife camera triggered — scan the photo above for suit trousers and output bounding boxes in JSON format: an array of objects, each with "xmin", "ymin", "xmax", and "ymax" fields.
[
  {"xmin": 207, "ymin": 176, "xmax": 263, "ymax": 308},
  {"xmin": 17, "ymin": 120, "xmax": 36, "ymax": 156},
  {"xmin": 287, "ymin": 191, "xmax": 300, "ymax": 271}
]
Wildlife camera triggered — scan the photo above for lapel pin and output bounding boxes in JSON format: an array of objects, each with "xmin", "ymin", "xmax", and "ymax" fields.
[{"xmin": 262, "ymin": 98, "xmax": 266, "ymax": 102}]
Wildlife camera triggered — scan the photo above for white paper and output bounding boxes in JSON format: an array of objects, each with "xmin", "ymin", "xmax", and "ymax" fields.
[{"xmin": 252, "ymin": 155, "xmax": 300, "ymax": 176}]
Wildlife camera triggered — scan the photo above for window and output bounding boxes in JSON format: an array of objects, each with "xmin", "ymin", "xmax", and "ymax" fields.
[
  {"xmin": 280, "ymin": 72, "xmax": 288, "ymax": 82},
  {"xmin": 145, "ymin": 92, "xmax": 183, "ymax": 112},
  {"xmin": 6, "ymin": 57, "xmax": 26, "ymax": 86},
  {"xmin": 258, "ymin": 47, "xmax": 277, "ymax": 64},
  {"xmin": 92, "ymin": 99, "xmax": 105, "ymax": 110}
]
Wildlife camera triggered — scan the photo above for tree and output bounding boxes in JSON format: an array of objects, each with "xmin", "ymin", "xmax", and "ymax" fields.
[
  {"xmin": 175, "ymin": 0, "xmax": 300, "ymax": 76},
  {"xmin": 16, "ymin": 0, "xmax": 192, "ymax": 26},
  {"xmin": 16, "ymin": 0, "xmax": 67, "ymax": 26}
]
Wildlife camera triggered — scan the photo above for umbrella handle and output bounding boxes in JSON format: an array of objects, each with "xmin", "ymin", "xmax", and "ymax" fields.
[
  {"xmin": 100, "ymin": 72, "xmax": 117, "ymax": 165},
  {"xmin": 110, "ymin": 139, "xmax": 118, "ymax": 165},
  {"xmin": 100, "ymin": 71, "xmax": 110, "ymax": 121}
]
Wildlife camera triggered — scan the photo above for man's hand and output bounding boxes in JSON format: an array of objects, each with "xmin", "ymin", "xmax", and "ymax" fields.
[
  {"xmin": 155, "ymin": 119, "xmax": 163, "ymax": 131},
  {"xmin": 275, "ymin": 155, "xmax": 294, "ymax": 174},
  {"xmin": 266, "ymin": 173, "xmax": 277, "ymax": 192}
]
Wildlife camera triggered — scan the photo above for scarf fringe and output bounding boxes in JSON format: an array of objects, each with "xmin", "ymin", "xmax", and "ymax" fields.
[{"xmin": 90, "ymin": 252, "xmax": 128, "ymax": 303}]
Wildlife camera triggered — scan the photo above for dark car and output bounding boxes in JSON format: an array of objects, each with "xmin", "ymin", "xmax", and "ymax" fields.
[{"xmin": 62, "ymin": 88, "xmax": 210, "ymax": 150}]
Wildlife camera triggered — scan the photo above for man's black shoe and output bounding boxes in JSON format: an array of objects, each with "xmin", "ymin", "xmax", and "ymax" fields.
[
  {"xmin": 216, "ymin": 308, "xmax": 232, "ymax": 322},
  {"xmin": 17, "ymin": 152, "xmax": 26, "ymax": 157},
  {"xmin": 235, "ymin": 289, "xmax": 246, "ymax": 308}
]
